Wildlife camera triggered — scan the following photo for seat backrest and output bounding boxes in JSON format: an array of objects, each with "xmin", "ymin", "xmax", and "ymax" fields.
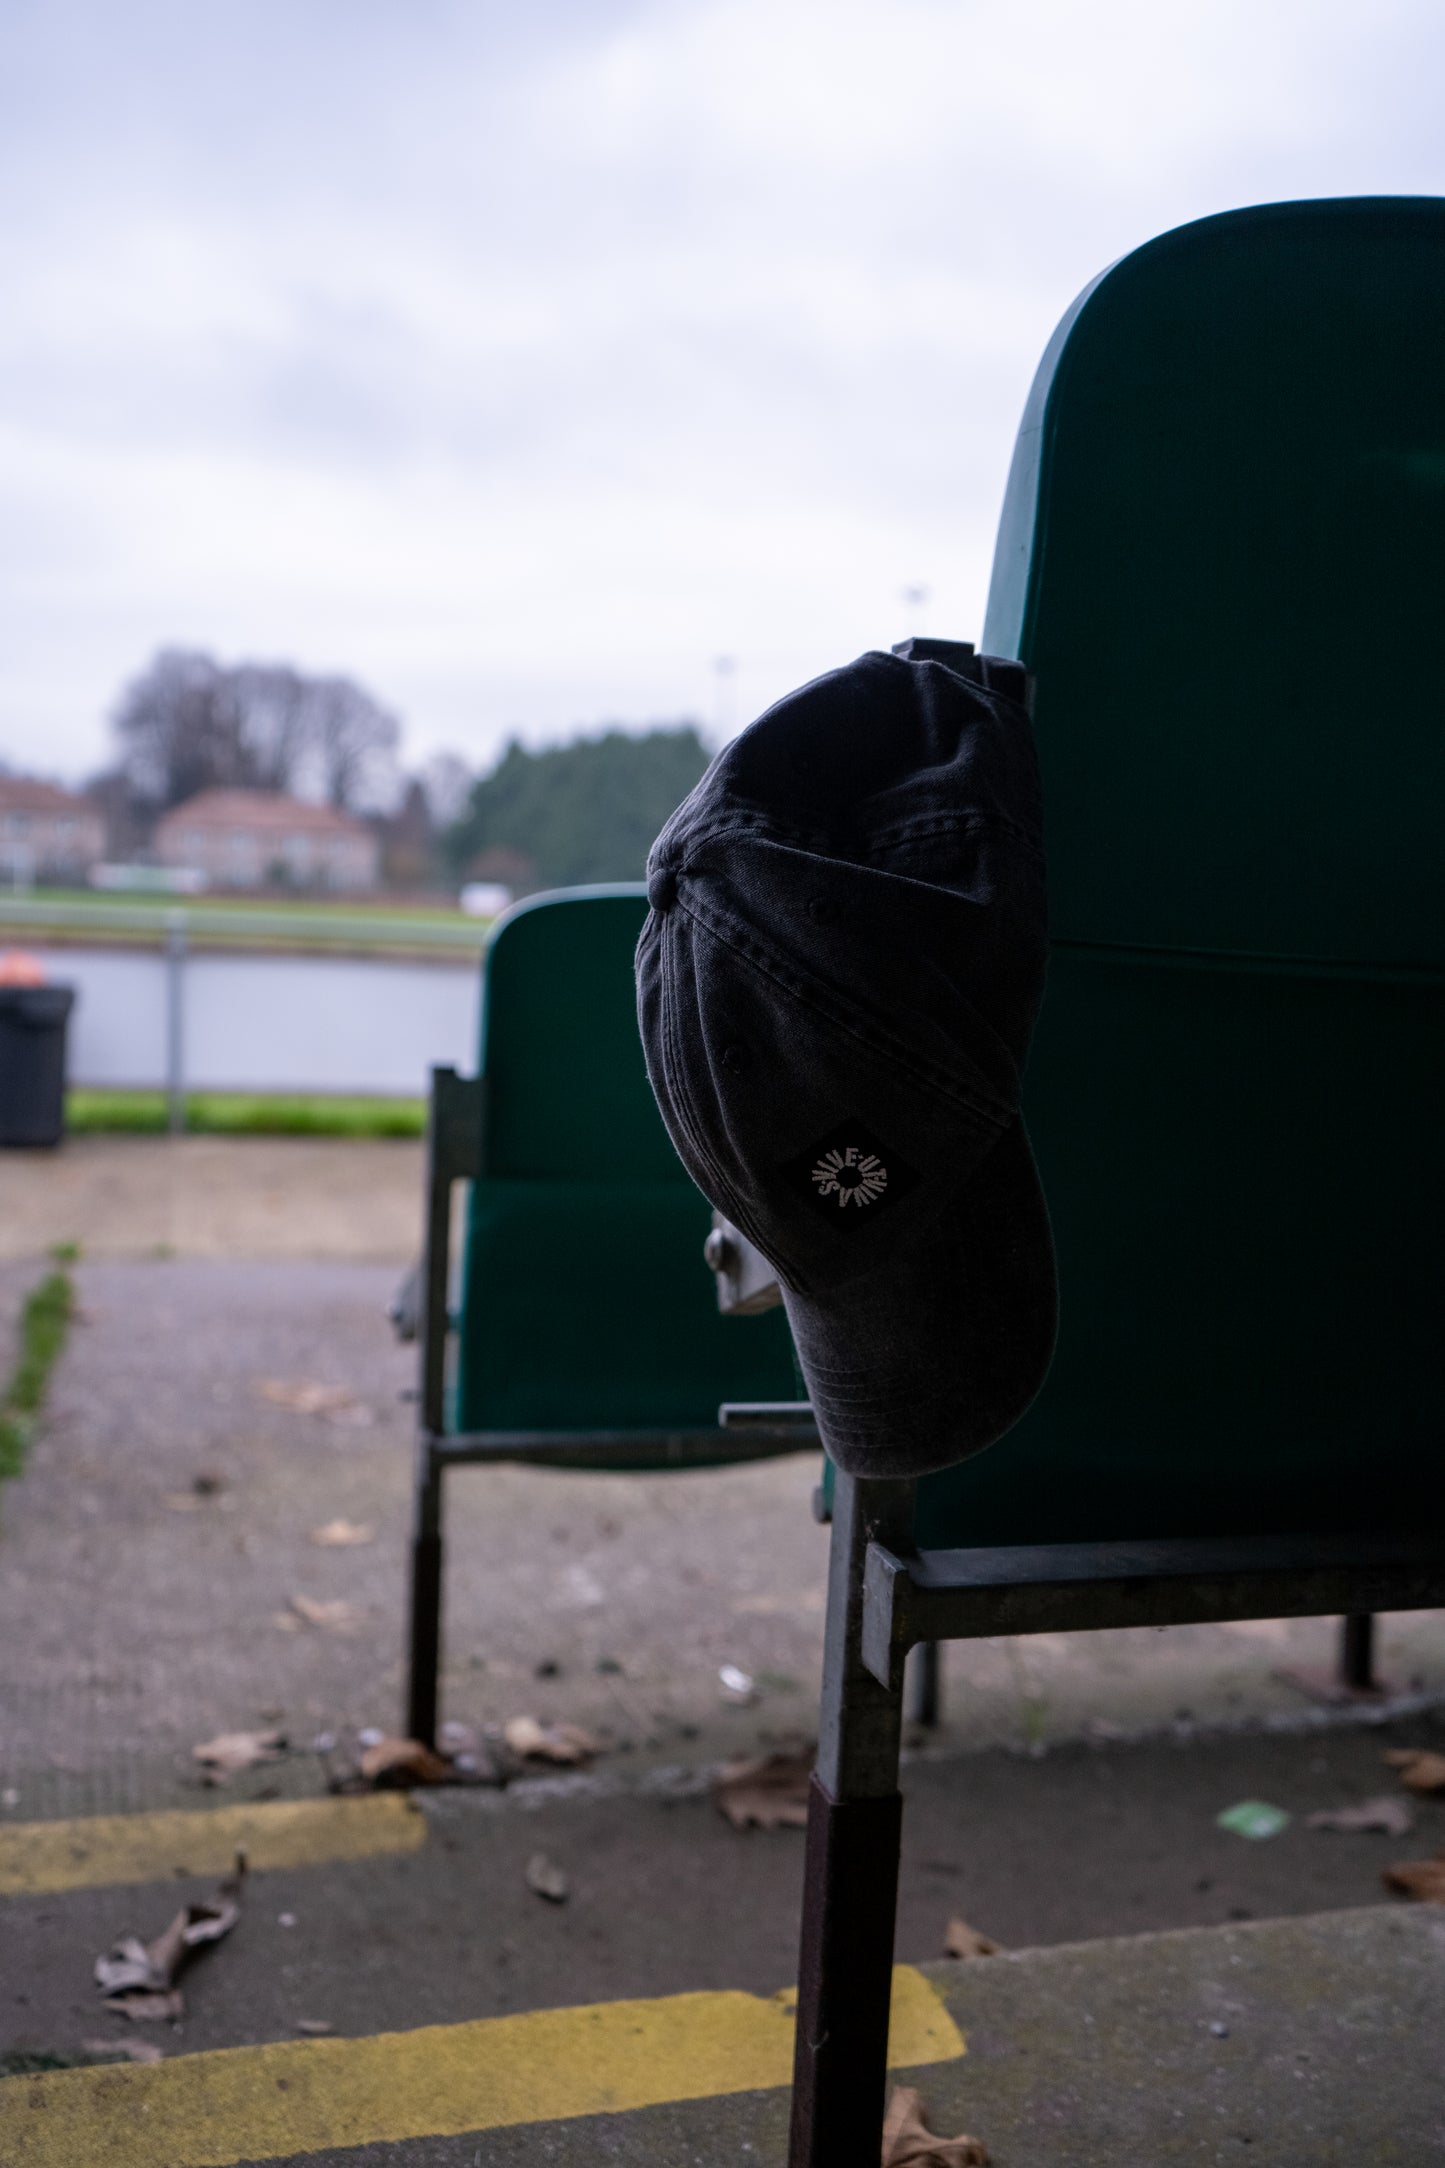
[
  {"xmin": 918, "ymin": 198, "xmax": 1445, "ymax": 1549},
  {"xmin": 455, "ymin": 888, "xmax": 798, "ymax": 1439}
]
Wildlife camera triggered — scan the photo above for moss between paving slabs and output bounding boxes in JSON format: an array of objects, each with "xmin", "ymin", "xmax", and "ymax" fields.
[
  {"xmin": 65, "ymin": 1091, "xmax": 426, "ymax": 1139},
  {"xmin": 0, "ymin": 1252, "xmax": 74, "ymax": 1479}
]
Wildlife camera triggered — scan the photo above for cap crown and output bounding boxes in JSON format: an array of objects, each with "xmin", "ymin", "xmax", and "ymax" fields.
[{"xmin": 637, "ymin": 649, "xmax": 1047, "ymax": 1294}]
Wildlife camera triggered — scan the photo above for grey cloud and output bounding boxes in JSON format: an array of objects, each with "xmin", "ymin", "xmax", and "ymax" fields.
[{"xmin": 1, "ymin": 0, "xmax": 1445, "ymax": 779}]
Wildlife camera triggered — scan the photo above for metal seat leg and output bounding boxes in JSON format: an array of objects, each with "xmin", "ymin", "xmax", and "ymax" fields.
[
  {"xmin": 406, "ymin": 1439, "xmax": 444, "ymax": 1749},
  {"xmin": 1339, "ymin": 1611, "xmax": 1380, "ymax": 1694},
  {"xmin": 906, "ymin": 1639, "xmax": 942, "ymax": 1727},
  {"xmin": 789, "ymin": 1472, "xmax": 915, "ymax": 2168},
  {"xmin": 402, "ymin": 1066, "xmax": 483, "ymax": 1751}
]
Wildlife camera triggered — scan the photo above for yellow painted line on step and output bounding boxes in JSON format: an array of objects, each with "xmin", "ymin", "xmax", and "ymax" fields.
[
  {"xmin": 0, "ymin": 1967, "xmax": 962, "ymax": 2168},
  {"xmin": 0, "ymin": 1794, "xmax": 424, "ymax": 1897}
]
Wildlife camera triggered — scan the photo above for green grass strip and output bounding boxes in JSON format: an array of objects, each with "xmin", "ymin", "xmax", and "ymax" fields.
[
  {"xmin": 65, "ymin": 1091, "xmax": 426, "ymax": 1139},
  {"xmin": 0, "ymin": 1259, "xmax": 74, "ymax": 1481}
]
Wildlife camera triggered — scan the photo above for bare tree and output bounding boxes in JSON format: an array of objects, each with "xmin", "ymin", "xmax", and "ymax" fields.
[
  {"xmin": 114, "ymin": 649, "xmax": 250, "ymax": 808},
  {"xmin": 304, "ymin": 674, "xmax": 400, "ymax": 811},
  {"xmin": 227, "ymin": 663, "xmax": 316, "ymax": 793},
  {"xmin": 420, "ymin": 751, "xmax": 473, "ymax": 830},
  {"xmin": 111, "ymin": 649, "xmax": 401, "ymax": 814}
]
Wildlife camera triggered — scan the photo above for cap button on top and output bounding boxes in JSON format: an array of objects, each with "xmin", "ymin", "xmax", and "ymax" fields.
[{"xmin": 648, "ymin": 864, "xmax": 679, "ymax": 912}]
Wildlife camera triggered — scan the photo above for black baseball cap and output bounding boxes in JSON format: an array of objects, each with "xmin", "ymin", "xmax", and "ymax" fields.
[{"xmin": 636, "ymin": 640, "xmax": 1057, "ymax": 1481}]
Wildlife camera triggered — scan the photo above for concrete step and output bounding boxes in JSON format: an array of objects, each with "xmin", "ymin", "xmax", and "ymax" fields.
[{"xmin": 3, "ymin": 1905, "xmax": 1442, "ymax": 2166}]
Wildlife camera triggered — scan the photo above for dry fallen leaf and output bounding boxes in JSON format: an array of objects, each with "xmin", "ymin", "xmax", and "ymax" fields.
[
  {"xmin": 715, "ymin": 1749, "xmax": 814, "ymax": 1831},
  {"xmin": 308, "ymin": 1520, "xmax": 375, "ymax": 1548},
  {"xmin": 503, "ymin": 1715, "xmax": 601, "ymax": 1766},
  {"xmin": 881, "ymin": 2086, "xmax": 990, "ymax": 2166},
  {"xmin": 1382, "ymin": 1851, "xmax": 1445, "ymax": 1903},
  {"xmin": 289, "ymin": 1594, "xmax": 360, "ymax": 1632},
  {"xmin": 358, "ymin": 1735, "xmax": 452, "ymax": 1787},
  {"xmin": 1384, "ymin": 1749, "xmax": 1445, "ymax": 1795},
  {"xmin": 258, "ymin": 1378, "xmax": 353, "ymax": 1413},
  {"xmin": 525, "ymin": 1851, "xmax": 569, "ymax": 1903},
  {"xmin": 1308, "ymin": 1796, "xmax": 1414, "ymax": 1836},
  {"xmin": 943, "ymin": 1918, "xmax": 1002, "ymax": 1959},
  {"xmin": 192, "ymin": 1730, "xmax": 286, "ymax": 1783},
  {"xmin": 257, "ymin": 1380, "xmax": 374, "ymax": 1426},
  {"xmin": 96, "ymin": 1852, "xmax": 246, "ymax": 2017},
  {"xmin": 82, "ymin": 2037, "xmax": 163, "ymax": 2063},
  {"xmin": 115, "ymin": 1991, "xmax": 184, "ymax": 2024}
]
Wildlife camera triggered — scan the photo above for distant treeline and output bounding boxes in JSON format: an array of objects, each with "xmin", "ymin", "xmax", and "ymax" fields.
[
  {"xmin": 447, "ymin": 727, "xmax": 712, "ymax": 893},
  {"xmin": 67, "ymin": 644, "xmax": 716, "ymax": 895}
]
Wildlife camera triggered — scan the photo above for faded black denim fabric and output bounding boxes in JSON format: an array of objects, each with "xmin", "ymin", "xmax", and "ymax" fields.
[{"xmin": 636, "ymin": 647, "xmax": 1056, "ymax": 1480}]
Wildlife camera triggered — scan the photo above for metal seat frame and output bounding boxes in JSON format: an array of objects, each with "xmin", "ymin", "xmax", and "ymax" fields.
[
  {"xmin": 786, "ymin": 192, "xmax": 1445, "ymax": 2168},
  {"xmin": 405, "ymin": 1067, "xmax": 817, "ymax": 1747},
  {"xmin": 788, "ymin": 1474, "xmax": 1445, "ymax": 2167}
]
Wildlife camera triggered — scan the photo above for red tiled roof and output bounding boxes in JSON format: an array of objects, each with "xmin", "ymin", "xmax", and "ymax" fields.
[
  {"xmin": 0, "ymin": 776, "xmax": 99, "ymax": 816},
  {"xmin": 155, "ymin": 790, "xmax": 371, "ymax": 838}
]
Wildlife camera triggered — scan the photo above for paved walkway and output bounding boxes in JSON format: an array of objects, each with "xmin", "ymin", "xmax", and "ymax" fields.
[
  {"xmin": 5, "ymin": 1725, "xmax": 1444, "ymax": 2060},
  {"xmin": 0, "ymin": 1135, "xmax": 424, "ymax": 1263},
  {"xmin": 3, "ymin": 1838, "xmax": 1441, "ymax": 2167},
  {"xmin": 1, "ymin": 1138, "xmax": 1443, "ymax": 2161},
  {"xmin": 4, "ymin": 1250, "xmax": 1444, "ymax": 1827}
]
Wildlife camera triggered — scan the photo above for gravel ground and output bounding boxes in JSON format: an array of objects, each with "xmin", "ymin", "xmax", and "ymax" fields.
[
  {"xmin": 0, "ymin": 1253, "xmax": 1442, "ymax": 1824},
  {"xmin": 5, "ymin": 1720, "xmax": 1445, "ymax": 2059},
  {"xmin": 2, "ymin": 1239, "xmax": 1444, "ymax": 2082},
  {"xmin": 0, "ymin": 1135, "xmax": 424, "ymax": 1262}
]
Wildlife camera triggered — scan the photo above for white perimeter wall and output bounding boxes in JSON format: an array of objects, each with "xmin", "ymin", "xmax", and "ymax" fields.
[{"xmin": 24, "ymin": 946, "xmax": 479, "ymax": 1097}]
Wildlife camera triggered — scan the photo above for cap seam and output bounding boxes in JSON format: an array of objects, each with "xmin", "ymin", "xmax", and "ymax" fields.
[
  {"xmin": 657, "ymin": 918, "xmax": 813, "ymax": 1294},
  {"xmin": 672, "ymin": 806, "xmax": 1042, "ymax": 864},
  {"xmin": 678, "ymin": 892, "xmax": 1016, "ymax": 1130}
]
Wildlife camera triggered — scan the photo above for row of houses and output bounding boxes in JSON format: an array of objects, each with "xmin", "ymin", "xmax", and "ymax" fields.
[{"xmin": 0, "ymin": 780, "xmax": 381, "ymax": 892}]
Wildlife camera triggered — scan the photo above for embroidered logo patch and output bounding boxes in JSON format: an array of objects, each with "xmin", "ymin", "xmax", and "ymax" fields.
[
  {"xmin": 811, "ymin": 1144, "xmax": 888, "ymax": 1207},
  {"xmin": 781, "ymin": 1122, "xmax": 918, "ymax": 1225}
]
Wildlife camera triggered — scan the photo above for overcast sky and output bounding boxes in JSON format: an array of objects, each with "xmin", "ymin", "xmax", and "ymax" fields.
[{"xmin": 2, "ymin": 0, "xmax": 1443, "ymax": 785}]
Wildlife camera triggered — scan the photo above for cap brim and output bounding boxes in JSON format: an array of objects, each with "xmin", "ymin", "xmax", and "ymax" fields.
[{"xmin": 780, "ymin": 1117, "xmax": 1057, "ymax": 1480}]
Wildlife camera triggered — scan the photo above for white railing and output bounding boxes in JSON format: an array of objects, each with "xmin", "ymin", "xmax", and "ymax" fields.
[{"xmin": 0, "ymin": 902, "xmax": 485, "ymax": 1124}]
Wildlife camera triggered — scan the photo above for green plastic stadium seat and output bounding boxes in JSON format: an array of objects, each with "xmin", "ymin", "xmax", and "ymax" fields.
[
  {"xmin": 405, "ymin": 886, "xmax": 805, "ymax": 1744},
  {"xmin": 792, "ymin": 199, "xmax": 1445, "ymax": 2168},
  {"xmin": 911, "ymin": 193, "xmax": 1445, "ymax": 1555}
]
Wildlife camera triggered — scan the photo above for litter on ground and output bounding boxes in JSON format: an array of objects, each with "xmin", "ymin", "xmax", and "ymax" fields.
[
  {"xmin": 1307, "ymin": 1796, "xmax": 1414, "ymax": 1835},
  {"xmin": 284, "ymin": 1594, "xmax": 360, "ymax": 1632},
  {"xmin": 1384, "ymin": 1749, "xmax": 1445, "ymax": 1794},
  {"xmin": 95, "ymin": 1852, "xmax": 246, "ymax": 2021},
  {"xmin": 81, "ymin": 2037, "xmax": 163, "ymax": 2063},
  {"xmin": 503, "ymin": 1715, "xmax": 601, "ymax": 1765},
  {"xmin": 881, "ymin": 2085, "xmax": 990, "ymax": 2166},
  {"xmin": 1216, "ymin": 1800, "xmax": 1291, "ymax": 1840},
  {"xmin": 1382, "ymin": 1852, "xmax": 1445, "ymax": 1903},
  {"xmin": 525, "ymin": 1851, "xmax": 569, "ymax": 1903},
  {"xmin": 255, "ymin": 1379, "xmax": 374, "ymax": 1426},
  {"xmin": 191, "ymin": 1730, "xmax": 287, "ymax": 1783},
  {"xmin": 714, "ymin": 1749, "xmax": 813, "ymax": 1830},
  {"xmin": 357, "ymin": 1735, "xmax": 453, "ymax": 1787},
  {"xmin": 308, "ymin": 1519, "xmax": 376, "ymax": 1547},
  {"xmin": 943, "ymin": 1918, "xmax": 1002, "ymax": 1959}
]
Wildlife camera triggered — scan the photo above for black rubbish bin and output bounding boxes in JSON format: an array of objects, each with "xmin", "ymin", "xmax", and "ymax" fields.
[{"xmin": 0, "ymin": 984, "xmax": 76, "ymax": 1147}]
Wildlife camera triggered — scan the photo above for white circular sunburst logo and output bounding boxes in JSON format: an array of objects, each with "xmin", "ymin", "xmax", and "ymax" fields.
[{"xmin": 811, "ymin": 1145, "xmax": 888, "ymax": 1208}]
